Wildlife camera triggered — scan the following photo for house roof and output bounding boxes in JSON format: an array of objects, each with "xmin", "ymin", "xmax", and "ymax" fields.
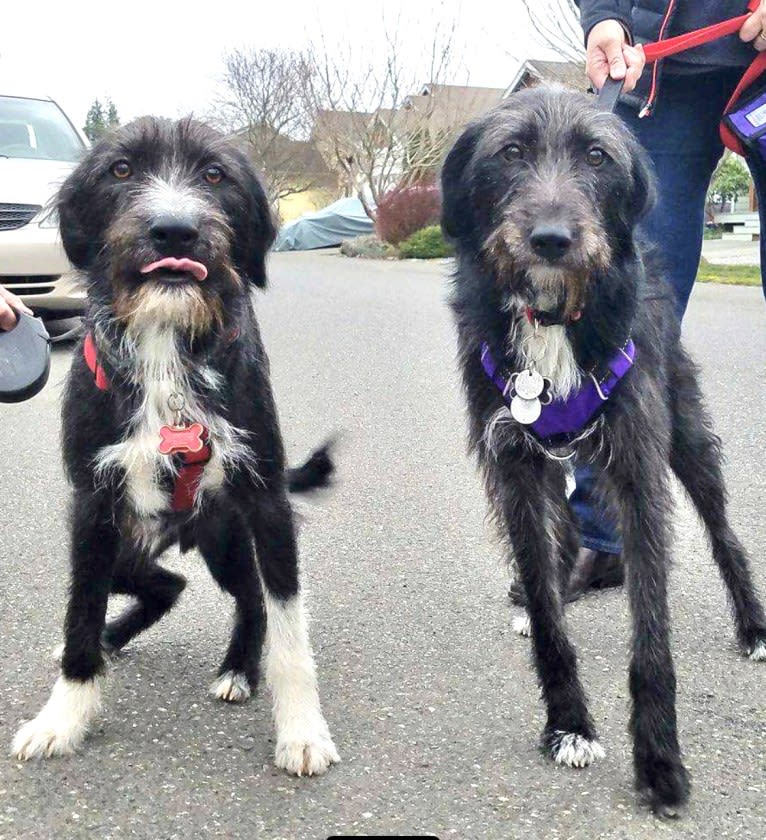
[
  {"xmin": 233, "ymin": 125, "xmax": 332, "ymax": 178},
  {"xmin": 311, "ymin": 84, "xmax": 507, "ymax": 149},
  {"xmin": 311, "ymin": 109, "xmax": 375, "ymax": 142},
  {"xmin": 401, "ymin": 83, "xmax": 506, "ymax": 134},
  {"xmin": 504, "ymin": 59, "xmax": 588, "ymax": 96}
]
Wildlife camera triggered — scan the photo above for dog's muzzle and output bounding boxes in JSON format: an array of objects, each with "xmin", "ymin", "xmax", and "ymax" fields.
[{"xmin": 529, "ymin": 224, "xmax": 573, "ymax": 263}]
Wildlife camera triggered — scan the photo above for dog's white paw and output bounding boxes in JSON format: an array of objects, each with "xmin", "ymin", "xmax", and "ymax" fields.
[
  {"xmin": 210, "ymin": 671, "xmax": 251, "ymax": 703},
  {"xmin": 748, "ymin": 639, "xmax": 766, "ymax": 661},
  {"xmin": 275, "ymin": 725, "xmax": 340, "ymax": 776},
  {"xmin": 12, "ymin": 716, "xmax": 84, "ymax": 760},
  {"xmin": 550, "ymin": 731, "xmax": 605, "ymax": 768},
  {"xmin": 512, "ymin": 613, "xmax": 532, "ymax": 637},
  {"xmin": 12, "ymin": 677, "xmax": 101, "ymax": 760}
]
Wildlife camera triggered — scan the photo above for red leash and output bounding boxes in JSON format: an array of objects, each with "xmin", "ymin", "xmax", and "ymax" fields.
[
  {"xmin": 613, "ymin": 0, "xmax": 765, "ymax": 153},
  {"xmin": 641, "ymin": 2, "xmax": 759, "ymax": 64}
]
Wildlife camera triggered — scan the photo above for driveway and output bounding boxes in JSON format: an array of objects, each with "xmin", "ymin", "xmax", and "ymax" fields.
[{"xmin": 0, "ymin": 252, "xmax": 764, "ymax": 839}]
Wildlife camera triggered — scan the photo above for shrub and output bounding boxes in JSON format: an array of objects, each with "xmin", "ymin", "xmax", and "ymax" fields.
[
  {"xmin": 398, "ymin": 225, "xmax": 454, "ymax": 260},
  {"xmin": 375, "ymin": 184, "xmax": 441, "ymax": 245},
  {"xmin": 340, "ymin": 234, "xmax": 399, "ymax": 259}
]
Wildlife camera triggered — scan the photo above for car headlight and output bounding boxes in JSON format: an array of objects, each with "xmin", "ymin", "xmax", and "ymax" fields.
[{"xmin": 37, "ymin": 206, "xmax": 59, "ymax": 229}]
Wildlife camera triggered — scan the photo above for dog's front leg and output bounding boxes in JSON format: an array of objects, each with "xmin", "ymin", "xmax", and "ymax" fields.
[
  {"xmin": 498, "ymin": 454, "xmax": 603, "ymax": 768},
  {"xmin": 13, "ymin": 491, "xmax": 118, "ymax": 760},
  {"xmin": 607, "ymin": 435, "xmax": 690, "ymax": 817},
  {"xmin": 248, "ymin": 490, "xmax": 339, "ymax": 776}
]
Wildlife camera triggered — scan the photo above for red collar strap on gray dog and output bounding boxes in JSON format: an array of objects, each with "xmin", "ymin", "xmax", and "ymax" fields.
[
  {"xmin": 525, "ymin": 305, "xmax": 582, "ymax": 327},
  {"xmin": 480, "ymin": 339, "xmax": 636, "ymax": 443}
]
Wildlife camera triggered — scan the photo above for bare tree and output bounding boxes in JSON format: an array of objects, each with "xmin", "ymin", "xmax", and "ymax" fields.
[
  {"xmin": 522, "ymin": 0, "xmax": 585, "ymax": 63},
  {"xmin": 212, "ymin": 48, "xmax": 319, "ymax": 205},
  {"xmin": 307, "ymin": 19, "xmax": 468, "ymax": 220}
]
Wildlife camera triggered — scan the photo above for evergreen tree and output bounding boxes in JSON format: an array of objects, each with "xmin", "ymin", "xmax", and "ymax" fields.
[
  {"xmin": 106, "ymin": 100, "xmax": 120, "ymax": 129},
  {"xmin": 83, "ymin": 99, "xmax": 105, "ymax": 141},
  {"xmin": 83, "ymin": 98, "xmax": 121, "ymax": 142}
]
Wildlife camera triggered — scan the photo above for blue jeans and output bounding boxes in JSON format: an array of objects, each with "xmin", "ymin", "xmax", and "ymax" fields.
[{"xmin": 573, "ymin": 68, "xmax": 766, "ymax": 554}]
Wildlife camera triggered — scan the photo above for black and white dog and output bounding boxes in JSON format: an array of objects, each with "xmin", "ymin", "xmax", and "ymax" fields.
[
  {"xmin": 442, "ymin": 86, "xmax": 766, "ymax": 815},
  {"xmin": 11, "ymin": 117, "xmax": 339, "ymax": 776}
]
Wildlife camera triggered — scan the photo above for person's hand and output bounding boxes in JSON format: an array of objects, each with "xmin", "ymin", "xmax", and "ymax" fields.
[
  {"xmin": 586, "ymin": 20, "xmax": 646, "ymax": 93},
  {"xmin": 740, "ymin": 1, "xmax": 766, "ymax": 51},
  {"xmin": 0, "ymin": 286, "xmax": 33, "ymax": 331}
]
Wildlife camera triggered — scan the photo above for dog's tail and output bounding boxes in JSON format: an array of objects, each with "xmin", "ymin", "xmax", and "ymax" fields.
[{"xmin": 286, "ymin": 440, "xmax": 335, "ymax": 493}]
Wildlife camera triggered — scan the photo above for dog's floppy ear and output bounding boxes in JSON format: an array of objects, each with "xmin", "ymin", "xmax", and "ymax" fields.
[
  {"xmin": 440, "ymin": 122, "xmax": 480, "ymax": 242},
  {"xmin": 236, "ymin": 159, "xmax": 277, "ymax": 289},
  {"xmin": 57, "ymin": 168, "xmax": 96, "ymax": 270},
  {"xmin": 628, "ymin": 143, "xmax": 657, "ymax": 223}
]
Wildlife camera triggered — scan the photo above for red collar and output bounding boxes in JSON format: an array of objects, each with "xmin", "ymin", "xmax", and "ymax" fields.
[
  {"xmin": 82, "ymin": 331, "xmax": 213, "ymax": 512},
  {"xmin": 525, "ymin": 306, "xmax": 582, "ymax": 327},
  {"xmin": 84, "ymin": 332, "xmax": 110, "ymax": 390}
]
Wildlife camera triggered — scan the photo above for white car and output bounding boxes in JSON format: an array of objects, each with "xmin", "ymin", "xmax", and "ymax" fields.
[{"xmin": 0, "ymin": 93, "xmax": 88, "ymax": 319}]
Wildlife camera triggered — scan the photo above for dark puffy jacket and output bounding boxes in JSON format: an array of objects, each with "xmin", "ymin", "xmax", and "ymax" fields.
[{"xmin": 575, "ymin": 1, "xmax": 755, "ymax": 112}]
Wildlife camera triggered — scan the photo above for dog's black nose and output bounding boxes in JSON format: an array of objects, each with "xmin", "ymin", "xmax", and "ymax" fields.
[
  {"xmin": 530, "ymin": 225, "xmax": 572, "ymax": 261},
  {"xmin": 150, "ymin": 215, "xmax": 199, "ymax": 254}
]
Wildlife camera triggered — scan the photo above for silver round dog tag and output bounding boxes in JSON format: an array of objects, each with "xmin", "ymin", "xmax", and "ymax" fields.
[
  {"xmin": 513, "ymin": 369, "xmax": 545, "ymax": 400},
  {"xmin": 510, "ymin": 395, "xmax": 542, "ymax": 425}
]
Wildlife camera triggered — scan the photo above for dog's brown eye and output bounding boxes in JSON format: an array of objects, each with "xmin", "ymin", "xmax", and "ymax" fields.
[
  {"xmin": 111, "ymin": 160, "xmax": 132, "ymax": 179},
  {"xmin": 587, "ymin": 147, "xmax": 606, "ymax": 167},
  {"xmin": 204, "ymin": 165, "xmax": 224, "ymax": 185},
  {"xmin": 503, "ymin": 144, "xmax": 524, "ymax": 161}
]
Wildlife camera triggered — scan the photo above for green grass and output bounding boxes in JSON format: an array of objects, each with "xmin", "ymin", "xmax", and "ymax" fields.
[{"xmin": 696, "ymin": 258, "xmax": 761, "ymax": 286}]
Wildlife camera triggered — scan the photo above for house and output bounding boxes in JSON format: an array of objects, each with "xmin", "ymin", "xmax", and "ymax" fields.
[
  {"xmin": 232, "ymin": 125, "xmax": 338, "ymax": 221},
  {"xmin": 311, "ymin": 84, "xmax": 508, "ymax": 202},
  {"xmin": 400, "ymin": 83, "xmax": 506, "ymax": 133},
  {"xmin": 505, "ymin": 59, "xmax": 589, "ymax": 96}
]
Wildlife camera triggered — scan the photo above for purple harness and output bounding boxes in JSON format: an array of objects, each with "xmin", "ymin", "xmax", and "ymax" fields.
[{"xmin": 480, "ymin": 339, "xmax": 636, "ymax": 442}]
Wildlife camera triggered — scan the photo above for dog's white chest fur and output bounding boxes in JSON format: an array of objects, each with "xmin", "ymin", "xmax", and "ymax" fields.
[
  {"xmin": 515, "ymin": 319, "xmax": 581, "ymax": 399},
  {"xmin": 94, "ymin": 325, "xmax": 250, "ymax": 523}
]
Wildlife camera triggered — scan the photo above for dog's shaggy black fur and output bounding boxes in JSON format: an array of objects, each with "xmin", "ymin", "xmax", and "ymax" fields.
[
  {"xmin": 11, "ymin": 117, "xmax": 339, "ymax": 776},
  {"xmin": 442, "ymin": 86, "xmax": 766, "ymax": 815}
]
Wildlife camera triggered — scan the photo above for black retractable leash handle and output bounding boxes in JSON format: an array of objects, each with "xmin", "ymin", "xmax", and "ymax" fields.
[
  {"xmin": 0, "ymin": 307, "xmax": 51, "ymax": 403},
  {"xmin": 596, "ymin": 76, "xmax": 625, "ymax": 113}
]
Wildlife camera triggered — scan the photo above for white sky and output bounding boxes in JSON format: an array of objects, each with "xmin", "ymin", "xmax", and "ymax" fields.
[{"xmin": 1, "ymin": 0, "xmax": 563, "ymax": 130}]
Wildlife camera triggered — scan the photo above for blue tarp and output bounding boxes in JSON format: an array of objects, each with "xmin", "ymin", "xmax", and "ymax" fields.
[{"xmin": 274, "ymin": 197, "xmax": 374, "ymax": 251}]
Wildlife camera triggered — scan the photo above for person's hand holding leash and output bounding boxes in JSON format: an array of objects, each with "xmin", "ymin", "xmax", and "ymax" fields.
[
  {"xmin": 0, "ymin": 286, "xmax": 33, "ymax": 331},
  {"xmin": 740, "ymin": 0, "xmax": 766, "ymax": 51},
  {"xmin": 586, "ymin": 20, "xmax": 646, "ymax": 92}
]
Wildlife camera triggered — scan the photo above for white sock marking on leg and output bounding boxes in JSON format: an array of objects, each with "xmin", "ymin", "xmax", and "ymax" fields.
[
  {"xmin": 551, "ymin": 731, "xmax": 605, "ymax": 768},
  {"xmin": 12, "ymin": 675, "xmax": 102, "ymax": 760},
  {"xmin": 262, "ymin": 590, "xmax": 339, "ymax": 775},
  {"xmin": 748, "ymin": 639, "xmax": 766, "ymax": 661},
  {"xmin": 210, "ymin": 670, "xmax": 251, "ymax": 703},
  {"xmin": 512, "ymin": 612, "xmax": 532, "ymax": 637}
]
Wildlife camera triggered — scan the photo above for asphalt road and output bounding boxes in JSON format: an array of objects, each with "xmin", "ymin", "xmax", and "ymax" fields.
[{"xmin": 1, "ymin": 253, "xmax": 765, "ymax": 840}]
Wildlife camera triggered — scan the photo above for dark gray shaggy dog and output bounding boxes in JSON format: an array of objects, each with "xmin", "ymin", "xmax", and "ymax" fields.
[
  {"xmin": 442, "ymin": 86, "xmax": 766, "ymax": 816},
  {"xmin": 11, "ymin": 117, "xmax": 339, "ymax": 776}
]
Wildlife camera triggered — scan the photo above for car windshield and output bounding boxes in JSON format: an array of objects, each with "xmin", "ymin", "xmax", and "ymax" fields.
[{"xmin": 0, "ymin": 96, "xmax": 84, "ymax": 162}]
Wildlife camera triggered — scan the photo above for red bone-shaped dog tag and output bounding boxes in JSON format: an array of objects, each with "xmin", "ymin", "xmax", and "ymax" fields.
[{"xmin": 158, "ymin": 422, "xmax": 206, "ymax": 455}]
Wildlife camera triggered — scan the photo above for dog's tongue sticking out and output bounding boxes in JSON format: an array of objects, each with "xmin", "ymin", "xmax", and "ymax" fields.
[{"xmin": 140, "ymin": 257, "xmax": 208, "ymax": 282}]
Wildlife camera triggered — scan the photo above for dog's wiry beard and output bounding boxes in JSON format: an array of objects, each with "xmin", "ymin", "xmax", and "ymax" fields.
[
  {"xmin": 102, "ymin": 202, "xmax": 240, "ymax": 340},
  {"xmin": 113, "ymin": 282, "xmax": 224, "ymax": 340},
  {"xmin": 484, "ymin": 213, "xmax": 612, "ymax": 320}
]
